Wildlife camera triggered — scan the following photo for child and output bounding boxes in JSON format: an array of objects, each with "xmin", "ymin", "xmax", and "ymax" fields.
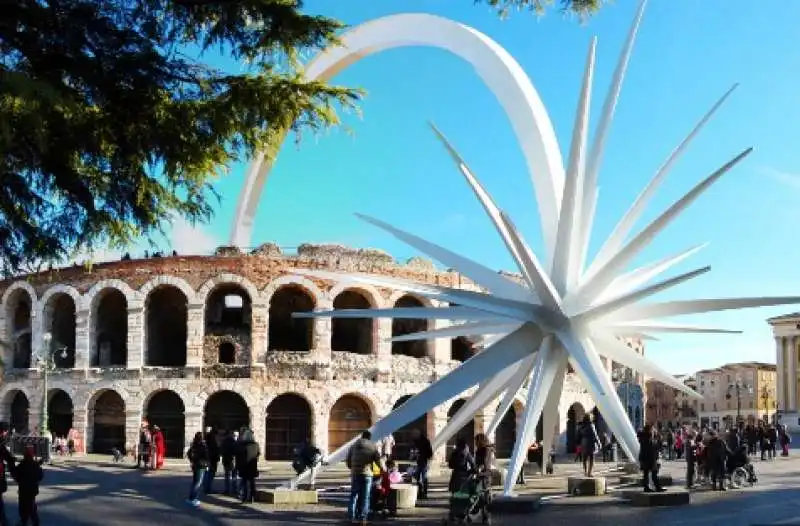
[
  {"xmin": 386, "ymin": 460, "xmax": 403, "ymax": 485},
  {"xmin": 12, "ymin": 445, "xmax": 44, "ymax": 526}
]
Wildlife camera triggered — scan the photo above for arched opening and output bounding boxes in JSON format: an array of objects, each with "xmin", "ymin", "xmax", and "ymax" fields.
[
  {"xmin": 566, "ymin": 402, "xmax": 586, "ymax": 454},
  {"xmin": 145, "ymin": 286, "xmax": 188, "ymax": 366},
  {"xmin": 6, "ymin": 289, "xmax": 33, "ymax": 369},
  {"xmin": 332, "ymin": 290, "xmax": 373, "ymax": 355},
  {"xmin": 268, "ymin": 285, "xmax": 315, "ymax": 352},
  {"xmin": 204, "ymin": 391, "xmax": 250, "ymax": 432},
  {"xmin": 446, "ymin": 399, "xmax": 475, "ymax": 455},
  {"xmin": 329, "ymin": 395, "xmax": 371, "ymax": 452},
  {"xmin": 145, "ymin": 390, "xmax": 186, "ymax": 458},
  {"xmin": 265, "ymin": 394, "xmax": 312, "ymax": 460},
  {"xmin": 45, "ymin": 293, "xmax": 76, "ymax": 368},
  {"xmin": 204, "ymin": 284, "xmax": 252, "ymax": 365},
  {"xmin": 391, "ymin": 296, "xmax": 428, "ymax": 358},
  {"xmin": 92, "ymin": 288, "xmax": 128, "ymax": 367},
  {"xmin": 90, "ymin": 390, "xmax": 126, "ymax": 453},
  {"xmin": 218, "ymin": 342, "xmax": 236, "ymax": 365},
  {"xmin": 392, "ymin": 395, "xmax": 427, "ymax": 460},
  {"xmin": 48, "ymin": 389, "xmax": 74, "ymax": 438},
  {"xmin": 495, "ymin": 406, "xmax": 516, "ymax": 459},
  {"xmin": 451, "ymin": 337, "xmax": 476, "ymax": 362},
  {"xmin": 9, "ymin": 391, "xmax": 29, "ymax": 434}
]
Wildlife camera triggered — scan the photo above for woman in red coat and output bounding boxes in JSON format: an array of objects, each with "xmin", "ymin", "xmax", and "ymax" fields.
[{"xmin": 153, "ymin": 426, "xmax": 166, "ymax": 470}]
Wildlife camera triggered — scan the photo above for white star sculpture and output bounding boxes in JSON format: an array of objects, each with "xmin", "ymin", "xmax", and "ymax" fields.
[{"xmin": 291, "ymin": 2, "xmax": 800, "ymax": 496}]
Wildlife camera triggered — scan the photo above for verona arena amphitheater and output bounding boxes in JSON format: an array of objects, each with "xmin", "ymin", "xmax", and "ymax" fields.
[{"xmin": 0, "ymin": 243, "xmax": 644, "ymax": 463}]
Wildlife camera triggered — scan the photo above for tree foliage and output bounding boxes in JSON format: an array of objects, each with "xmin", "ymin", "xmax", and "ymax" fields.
[
  {"xmin": 0, "ymin": 0, "xmax": 360, "ymax": 275},
  {"xmin": 481, "ymin": 0, "xmax": 604, "ymax": 18}
]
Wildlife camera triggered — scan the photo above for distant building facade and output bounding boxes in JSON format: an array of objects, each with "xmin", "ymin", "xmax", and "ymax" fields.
[
  {"xmin": 696, "ymin": 362, "xmax": 777, "ymax": 430},
  {"xmin": 768, "ymin": 312, "xmax": 800, "ymax": 431}
]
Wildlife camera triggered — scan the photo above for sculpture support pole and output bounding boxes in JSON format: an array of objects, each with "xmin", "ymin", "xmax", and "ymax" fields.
[{"xmin": 541, "ymin": 357, "xmax": 567, "ymax": 475}]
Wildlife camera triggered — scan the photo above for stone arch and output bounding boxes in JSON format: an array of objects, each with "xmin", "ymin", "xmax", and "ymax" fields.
[
  {"xmin": 446, "ymin": 398, "xmax": 475, "ymax": 454},
  {"xmin": 265, "ymin": 392, "xmax": 313, "ymax": 460},
  {"xmin": 495, "ymin": 404, "xmax": 517, "ymax": 459},
  {"xmin": 204, "ymin": 390, "xmax": 250, "ymax": 432},
  {"xmin": 392, "ymin": 394, "xmax": 428, "ymax": 460},
  {"xmin": 87, "ymin": 389, "xmax": 126, "ymax": 453},
  {"xmin": 47, "ymin": 389, "xmax": 74, "ymax": 438},
  {"xmin": 144, "ymin": 389, "xmax": 186, "ymax": 458},
  {"xmin": 3, "ymin": 389, "xmax": 30, "ymax": 434},
  {"xmin": 331, "ymin": 288, "xmax": 375, "ymax": 355},
  {"xmin": 267, "ymin": 283, "xmax": 316, "ymax": 352},
  {"xmin": 89, "ymin": 287, "xmax": 128, "ymax": 367},
  {"xmin": 328, "ymin": 282, "xmax": 383, "ymax": 309},
  {"xmin": 144, "ymin": 285, "xmax": 188, "ymax": 366},
  {"xmin": 84, "ymin": 279, "xmax": 137, "ymax": 306},
  {"xmin": 202, "ymin": 277, "xmax": 254, "ymax": 366},
  {"xmin": 138, "ymin": 276, "xmax": 197, "ymax": 304},
  {"xmin": 196, "ymin": 274, "xmax": 261, "ymax": 306},
  {"xmin": 451, "ymin": 336, "xmax": 476, "ymax": 362},
  {"xmin": 41, "ymin": 288, "xmax": 79, "ymax": 368},
  {"xmin": 390, "ymin": 294, "xmax": 430, "ymax": 358},
  {"xmin": 4, "ymin": 284, "xmax": 34, "ymax": 369},
  {"xmin": 566, "ymin": 402, "xmax": 586, "ymax": 454},
  {"xmin": 329, "ymin": 394, "xmax": 373, "ymax": 452}
]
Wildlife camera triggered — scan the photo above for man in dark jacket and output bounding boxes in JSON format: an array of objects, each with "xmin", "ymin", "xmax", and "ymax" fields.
[
  {"xmin": 220, "ymin": 430, "xmax": 237, "ymax": 496},
  {"xmin": 411, "ymin": 429, "xmax": 433, "ymax": 499},
  {"xmin": 638, "ymin": 425, "xmax": 665, "ymax": 493},
  {"xmin": 12, "ymin": 446, "xmax": 43, "ymax": 526},
  {"xmin": 0, "ymin": 423, "xmax": 16, "ymax": 525},
  {"xmin": 706, "ymin": 430, "xmax": 730, "ymax": 491},
  {"xmin": 203, "ymin": 427, "xmax": 220, "ymax": 494}
]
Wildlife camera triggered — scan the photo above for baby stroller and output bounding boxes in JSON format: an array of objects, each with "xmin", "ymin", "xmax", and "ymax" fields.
[{"xmin": 443, "ymin": 472, "xmax": 492, "ymax": 525}]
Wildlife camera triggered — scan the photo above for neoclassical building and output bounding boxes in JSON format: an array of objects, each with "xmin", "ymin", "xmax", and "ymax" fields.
[
  {"xmin": 0, "ymin": 243, "xmax": 635, "ymax": 461},
  {"xmin": 768, "ymin": 312, "xmax": 800, "ymax": 431}
]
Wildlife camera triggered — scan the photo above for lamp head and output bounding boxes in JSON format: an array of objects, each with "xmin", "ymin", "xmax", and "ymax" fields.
[{"xmin": 42, "ymin": 333, "xmax": 52, "ymax": 345}]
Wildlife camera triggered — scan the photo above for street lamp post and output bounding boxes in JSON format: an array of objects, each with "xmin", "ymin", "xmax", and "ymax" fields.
[
  {"xmin": 761, "ymin": 386, "xmax": 771, "ymax": 424},
  {"xmin": 726, "ymin": 379, "xmax": 753, "ymax": 428},
  {"xmin": 38, "ymin": 332, "xmax": 68, "ymax": 437}
]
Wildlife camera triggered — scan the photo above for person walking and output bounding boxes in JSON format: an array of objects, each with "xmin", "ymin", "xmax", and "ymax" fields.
[
  {"xmin": 684, "ymin": 432, "xmax": 696, "ymax": 489},
  {"xmin": 235, "ymin": 430, "xmax": 260, "ymax": 504},
  {"xmin": 578, "ymin": 415, "xmax": 601, "ymax": 477},
  {"xmin": 0, "ymin": 423, "xmax": 16, "ymax": 525},
  {"xmin": 11, "ymin": 445, "xmax": 43, "ymax": 526},
  {"xmin": 186, "ymin": 432, "xmax": 209, "ymax": 508},
  {"xmin": 638, "ymin": 425, "xmax": 665, "ymax": 493},
  {"xmin": 346, "ymin": 430, "xmax": 380, "ymax": 525},
  {"xmin": 411, "ymin": 429, "xmax": 433, "ymax": 499},
  {"xmin": 221, "ymin": 430, "xmax": 237, "ymax": 496},
  {"xmin": 153, "ymin": 426, "xmax": 165, "ymax": 470},
  {"xmin": 706, "ymin": 430, "xmax": 729, "ymax": 491},
  {"xmin": 203, "ymin": 427, "xmax": 220, "ymax": 494}
]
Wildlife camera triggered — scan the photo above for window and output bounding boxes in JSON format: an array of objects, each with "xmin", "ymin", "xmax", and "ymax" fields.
[{"xmin": 701, "ymin": 403, "xmax": 705, "ymax": 411}]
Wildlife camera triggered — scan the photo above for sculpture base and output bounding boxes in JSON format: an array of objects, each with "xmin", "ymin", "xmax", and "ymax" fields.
[
  {"xmin": 567, "ymin": 476, "xmax": 606, "ymax": 496},
  {"xmin": 621, "ymin": 489, "xmax": 690, "ymax": 507},
  {"xmin": 256, "ymin": 489, "xmax": 318, "ymax": 505},
  {"xmin": 619, "ymin": 474, "xmax": 673, "ymax": 487},
  {"xmin": 622, "ymin": 462, "xmax": 640, "ymax": 475},
  {"xmin": 490, "ymin": 495, "xmax": 542, "ymax": 514},
  {"xmin": 490, "ymin": 468, "xmax": 505, "ymax": 488},
  {"xmin": 389, "ymin": 483, "xmax": 418, "ymax": 509}
]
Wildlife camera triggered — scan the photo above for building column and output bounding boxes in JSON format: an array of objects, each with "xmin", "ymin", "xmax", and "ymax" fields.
[
  {"xmin": 776, "ymin": 336, "xmax": 786, "ymax": 412},
  {"xmin": 73, "ymin": 408, "xmax": 87, "ymax": 454},
  {"xmin": 250, "ymin": 302, "xmax": 268, "ymax": 366},
  {"xmin": 314, "ymin": 408, "xmax": 330, "ymax": 456},
  {"xmin": 250, "ymin": 407, "xmax": 266, "ymax": 454},
  {"xmin": 430, "ymin": 406, "xmax": 448, "ymax": 469},
  {"xmin": 74, "ymin": 308, "xmax": 90, "ymax": 370},
  {"xmin": 186, "ymin": 303, "xmax": 204, "ymax": 368},
  {"xmin": 786, "ymin": 336, "xmax": 797, "ymax": 413},
  {"xmin": 312, "ymin": 298, "xmax": 332, "ymax": 363},
  {"xmin": 125, "ymin": 408, "xmax": 143, "ymax": 452},
  {"xmin": 126, "ymin": 302, "xmax": 144, "ymax": 369},
  {"xmin": 376, "ymin": 318, "xmax": 392, "ymax": 377},
  {"xmin": 185, "ymin": 410, "xmax": 203, "ymax": 454}
]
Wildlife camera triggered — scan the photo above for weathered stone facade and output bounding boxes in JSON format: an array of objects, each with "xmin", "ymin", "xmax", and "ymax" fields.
[{"xmin": 0, "ymin": 244, "xmax": 630, "ymax": 461}]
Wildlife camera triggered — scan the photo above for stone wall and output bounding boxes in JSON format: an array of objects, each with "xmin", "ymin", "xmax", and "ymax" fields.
[{"xmin": 0, "ymin": 243, "xmax": 642, "ymax": 462}]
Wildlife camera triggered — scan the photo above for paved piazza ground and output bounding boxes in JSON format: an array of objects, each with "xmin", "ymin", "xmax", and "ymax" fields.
[{"xmin": 11, "ymin": 454, "xmax": 800, "ymax": 525}]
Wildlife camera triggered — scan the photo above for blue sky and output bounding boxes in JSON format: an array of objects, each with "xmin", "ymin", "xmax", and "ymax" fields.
[{"xmin": 114, "ymin": 1, "xmax": 800, "ymax": 375}]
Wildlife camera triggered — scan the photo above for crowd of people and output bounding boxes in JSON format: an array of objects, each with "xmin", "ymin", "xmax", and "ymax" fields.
[{"xmin": 184, "ymin": 426, "xmax": 261, "ymax": 507}]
